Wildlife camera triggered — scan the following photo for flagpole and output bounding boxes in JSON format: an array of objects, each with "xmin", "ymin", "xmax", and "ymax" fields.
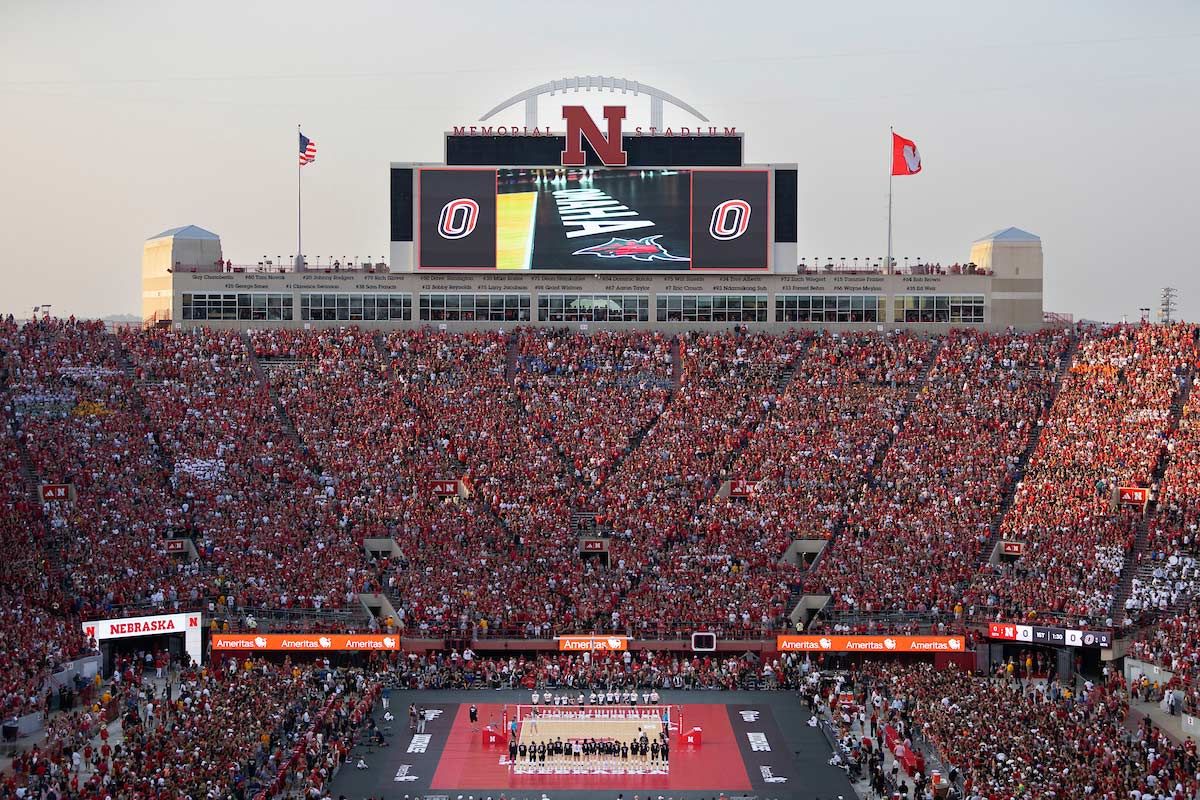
[
  {"xmin": 297, "ymin": 124, "xmax": 302, "ymax": 271},
  {"xmin": 887, "ymin": 126, "xmax": 893, "ymax": 277}
]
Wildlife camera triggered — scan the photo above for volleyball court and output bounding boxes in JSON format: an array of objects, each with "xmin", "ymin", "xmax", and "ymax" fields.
[{"xmin": 506, "ymin": 703, "xmax": 681, "ymax": 775}]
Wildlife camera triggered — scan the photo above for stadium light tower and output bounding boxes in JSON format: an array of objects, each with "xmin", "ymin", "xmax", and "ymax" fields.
[{"xmin": 1159, "ymin": 287, "xmax": 1178, "ymax": 324}]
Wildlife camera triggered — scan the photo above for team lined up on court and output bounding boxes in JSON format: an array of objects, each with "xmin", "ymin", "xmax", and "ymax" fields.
[{"xmin": 509, "ymin": 729, "xmax": 670, "ymax": 773}]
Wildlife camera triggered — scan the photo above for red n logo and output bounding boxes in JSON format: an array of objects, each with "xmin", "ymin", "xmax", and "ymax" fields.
[{"xmin": 562, "ymin": 105, "xmax": 627, "ymax": 167}]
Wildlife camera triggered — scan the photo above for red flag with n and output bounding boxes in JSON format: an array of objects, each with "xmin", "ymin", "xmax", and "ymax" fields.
[{"xmin": 892, "ymin": 132, "xmax": 921, "ymax": 176}]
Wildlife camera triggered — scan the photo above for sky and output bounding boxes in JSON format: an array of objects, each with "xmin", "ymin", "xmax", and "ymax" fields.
[{"xmin": 1, "ymin": 0, "xmax": 1198, "ymax": 321}]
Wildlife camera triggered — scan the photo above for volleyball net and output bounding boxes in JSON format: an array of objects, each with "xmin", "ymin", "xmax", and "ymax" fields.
[{"xmin": 505, "ymin": 703, "xmax": 681, "ymax": 735}]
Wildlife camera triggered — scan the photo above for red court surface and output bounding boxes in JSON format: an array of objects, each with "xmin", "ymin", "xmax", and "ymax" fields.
[{"xmin": 430, "ymin": 703, "xmax": 752, "ymax": 792}]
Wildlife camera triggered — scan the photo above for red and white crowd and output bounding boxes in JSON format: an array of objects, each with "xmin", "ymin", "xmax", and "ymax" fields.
[
  {"xmin": 838, "ymin": 660, "xmax": 1199, "ymax": 799},
  {"xmin": 2, "ymin": 655, "xmax": 380, "ymax": 800},
  {"xmin": 809, "ymin": 329, "xmax": 1070, "ymax": 615},
  {"xmin": 1129, "ymin": 378, "xmax": 1200, "ymax": 622},
  {"xmin": 967, "ymin": 325, "xmax": 1196, "ymax": 626}
]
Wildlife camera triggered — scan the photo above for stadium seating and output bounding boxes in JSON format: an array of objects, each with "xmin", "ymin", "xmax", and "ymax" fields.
[
  {"xmin": 1128, "ymin": 378, "xmax": 1200, "ymax": 622},
  {"xmin": 9, "ymin": 316, "xmax": 1200, "ymax": 800},
  {"xmin": 809, "ymin": 329, "xmax": 1071, "ymax": 615},
  {"xmin": 711, "ymin": 331, "xmax": 925, "ymax": 550},
  {"xmin": 841, "ymin": 661, "xmax": 1199, "ymax": 798},
  {"xmin": 964, "ymin": 324, "xmax": 1196, "ymax": 626},
  {"xmin": 121, "ymin": 328, "xmax": 372, "ymax": 613},
  {"xmin": 2, "ymin": 659, "xmax": 379, "ymax": 800}
]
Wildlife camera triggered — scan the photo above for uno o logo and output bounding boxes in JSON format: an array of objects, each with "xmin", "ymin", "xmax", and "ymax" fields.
[
  {"xmin": 437, "ymin": 198, "xmax": 479, "ymax": 240},
  {"xmin": 709, "ymin": 199, "xmax": 751, "ymax": 241}
]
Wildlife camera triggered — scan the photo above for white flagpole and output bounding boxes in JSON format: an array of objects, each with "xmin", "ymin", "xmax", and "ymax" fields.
[
  {"xmin": 297, "ymin": 124, "xmax": 302, "ymax": 271},
  {"xmin": 887, "ymin": 126, "xmax": 893, "ymax": 276}
]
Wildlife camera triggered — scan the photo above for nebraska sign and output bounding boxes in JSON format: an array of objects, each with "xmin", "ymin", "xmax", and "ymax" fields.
[
  {"xmin": 452, "ymin": 107, "xmax": 737, "ymax": 167},
  {"xmin": 562, "ymin": 106, "xmax": 627, "ymax": 166},
  {"xmin": 82, "ymin": 612, "xmax": 204, "ymax": 666}
]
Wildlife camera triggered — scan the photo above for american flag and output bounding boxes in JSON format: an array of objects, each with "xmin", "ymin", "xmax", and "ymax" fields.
[{"xmin": 299, "ymin": 131, "xmax": 317, "ymax": 166}]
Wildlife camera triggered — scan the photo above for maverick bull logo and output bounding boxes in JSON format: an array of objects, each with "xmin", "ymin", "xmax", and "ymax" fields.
[{"xmin": 572, "ymin": 235, "xmax": 688, "ymax": 263}]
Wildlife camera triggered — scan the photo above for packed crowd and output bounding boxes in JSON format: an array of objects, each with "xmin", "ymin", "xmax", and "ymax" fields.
[
  {"xmin": 595, "ymin": 331, "xmax": 807, "ymax": 637},
  {"xmin": 1, "ymin": 318, "xmax": 105, "ymax": 716},
  {"xmin": 1130, "ymin": 378, "xmax": 1200, "ymax": 621},
  {"xmin": 6, "ymin": 318, "xmax": 190, "ymax": 616},
  {"xmin": 2, "ymin": 655, "xmax": 381, "ymax": 800},
  {"xmin": 389, "ymin": 648, "xmax": 798, "ymax": 692},
  {"xmin": 833, "ymin": 660, "xmax": 1199, "ymax": 800},
  {"xmin": 968, "ymin": 324, "xmax": 1197, "ymax": 626},
  {"xmin": 7, "ymin": 319, "xmax": 1200, "ymax": 727},
  {"xmin": 515, "ymin": 328, "xmax": 673, "ymax": 492},
  {"xmin": 1129, "ymin": 601, "xmax": 1200, "ymax": 716},
  {"xmin": 813, "ymin": 329, "xmax": 1071, "ymax": 615},
  {"xmin": 710, "ymin": 331, "xmax": 925, "ymax": 552},
  {"xmin": 122, "ymin": 327, "xmax": 376, "ymax": 612}
]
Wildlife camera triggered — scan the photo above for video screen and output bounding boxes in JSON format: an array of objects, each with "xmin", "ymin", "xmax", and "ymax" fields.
[{"xmin": 416, "ymin": 167, "xmax": 769, "ymax": 271}]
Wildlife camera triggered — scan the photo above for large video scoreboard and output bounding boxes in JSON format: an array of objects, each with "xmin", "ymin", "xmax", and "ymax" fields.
[
  {"xmin": 390, "ymin": 128, "xmax": 798, "ymax": 274},
  {"xmin": 413, "ymin": 167, "xmax": 770, "ymax": 271}
]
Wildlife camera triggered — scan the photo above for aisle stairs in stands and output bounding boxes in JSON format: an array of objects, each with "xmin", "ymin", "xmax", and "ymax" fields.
[
  {"xmin": 112, "ymin": 334, "xmax": 177, "ymax": 476},
  {"xmin": 1109, "ymin": 367, "xmax": 1195, "ymax": 622},
  {"xmin": 373, "ymin": 333, "xmax": 396, "ymax": 380},
  {"xmin": 243, "ymin": 334, "xmax": 322, "ymax": 475},
  {"xmin": 708, "ymin": 336, "xmax": 812, "ymax": 495},
  {"xmin": 973, "ymin": 333, "xmax": 1080, "ymax": 572},
  {"xmin": 791, "ymin": 335, "xmax": 945, "ymax": 628}
]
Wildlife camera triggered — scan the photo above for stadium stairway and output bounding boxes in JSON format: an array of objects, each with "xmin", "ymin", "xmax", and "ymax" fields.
[
  {"xmin": 2, "ymin": 374, "xmax": 70, "ymax": 589},
  {"xmin": 588, "ymin": 336, "xmax": 680, "ymax": 497},
  {"xmin": 972, "ymin": 332, "xmax": 1080, "ymax": 574},
  {"xmin": 112, "ymin": 334, "xmax": 177, "ymax": 479},
  {"xmin": 709, "ymin": 337, "xmax": 810, "ymax": 493},
  {"xmin": 5, "ymin": 411, "xmax": 42, "ymax": 498},
  {"xmin": 792, "ymin": 336, "xmax": 945, "ymax": 626},
  {"xmin": 1109, "ymin": 367, "xmax": 1195, "ymax": 623},
  {"xmin": 570, "ymin": 510, "xmax": 598, "ymax": 536},
  {"xmin": 244, "ymin": 335, "xmax": 323, "ymax": 476},
  {"xmin": 505, "ymin": 331, "xmax": 520, "ymax": 383},
  {"xmin": 670, "ymin": 336, "xmax": 682, "ymax": 388},
  {"xmin": 372, "ymin": 333, "xmax": 396, "ymax": 380}
]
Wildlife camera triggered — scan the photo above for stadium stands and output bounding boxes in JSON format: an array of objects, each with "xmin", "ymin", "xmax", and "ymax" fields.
[
  {"xmin": 6, "ymin": 319, "xmax": 1200, "ymax": 731},
  {"xmin": 965, "ymin": 324, "xmax": 1196, "ymax": 626},
  {"xmin": 8, "ymin": 315, "xmax": 1200, "ymax": 800},
  {"xmin": 1129, "ymin": 376, "xmax": 1200, "ymax": 622},
  {"xmin": 840, "ymin": 660, "xmax": 1200, "ymax": 798},
  {"xmin": 810, "ymin": 329, "xmax": 1071, "ymax": 616},
  {"xmin": 2, "ymin": 659, "xmax": 380, "ymax": 800}
]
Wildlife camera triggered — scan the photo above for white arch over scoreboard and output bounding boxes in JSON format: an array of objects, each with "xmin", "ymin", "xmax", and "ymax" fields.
[{"xmin": 82, "ymin": 611, "xmax": 204, "ymax": 667}]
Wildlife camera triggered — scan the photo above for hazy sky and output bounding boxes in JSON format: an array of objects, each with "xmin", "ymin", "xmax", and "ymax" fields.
[{"xmin": 1, "ymin": 0, "xmax": 1197, "ymax": 321}]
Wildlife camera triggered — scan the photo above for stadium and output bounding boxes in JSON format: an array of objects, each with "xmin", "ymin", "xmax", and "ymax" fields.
[{"xmin": 3, "ymin": 62, "xmax": 1200, "ymax": 800}]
